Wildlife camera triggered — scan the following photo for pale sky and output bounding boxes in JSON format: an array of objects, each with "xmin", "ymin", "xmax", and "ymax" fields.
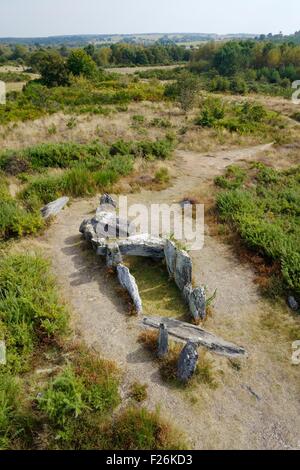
[{"xmin": 0, "ymin": 0, "xmax": 299, "ymax": 37}]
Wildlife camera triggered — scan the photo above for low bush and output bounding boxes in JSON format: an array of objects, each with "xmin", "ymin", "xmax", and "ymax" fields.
[{"xmin": 195, "ymin": 98, "xmax": 281, "ymax": 137}]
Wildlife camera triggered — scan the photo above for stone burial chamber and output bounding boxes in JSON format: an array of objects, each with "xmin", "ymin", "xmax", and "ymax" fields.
[
  {"xmin": 79, "ymin": 194, "xmax": 248, "ymax": 382},
  {"xmin": 79, "ymin": 194, "xmax": 206, "ymax": 320}
]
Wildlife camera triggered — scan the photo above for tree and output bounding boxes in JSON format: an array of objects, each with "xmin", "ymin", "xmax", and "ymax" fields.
[
  {"xmin": 213, "ymin": 42, "xmax": 244, "ymax": 76},
  {"xmin": 173, "ymin": 72, "xmax": 201, "ymax": 112},
  {"xmin": 32, "ymin": 51, "xmax": 69, "ymax": 87},
  {"xmin": 67, "ymin": 49, "xmax": 97, "ymax": 77}
]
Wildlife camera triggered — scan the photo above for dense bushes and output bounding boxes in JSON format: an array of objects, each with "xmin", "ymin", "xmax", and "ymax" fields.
[
  {"xmin": 0, "ymin": 75, "xmax": 165, "ymax": 125},
  {"xmin": 216, "ymin": 164, "xmax": 300, "ymax": 296},
  {"xmin": 195, "ymin": 98, "xmax": 281, "ymax": 136}
]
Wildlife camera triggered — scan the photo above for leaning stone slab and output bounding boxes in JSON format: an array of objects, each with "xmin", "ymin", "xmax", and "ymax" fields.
[
  {"xmin": 118, "ymin": 234, "xmax": 165, "ymax": 258},
  {"xmin": 164, "ymin": 240, "xmax": 177, "ymax": 276},
  {"xmin": 177, "ymin": 341, "xmax": 198, "ymax": 382},
  {"xmin": 117, "ymin": 264, "xmax": 143, "ymax": 314},
  {"xmin": 183, "ymin": 284, "xmax": 206, "ymax": 321},
  {"xmin": 174, "ymin": 249, "xmax": 192, "ymax": 291},
  {"xmin": 41, "ymin": 197, "xmax": 69, "ymax": 219},
  {"xmin": 164, "ymin": 240, "xmax": 192, "ymax": 290},
  {"xmin": 142, "ymin": 316, "xmax": 247, "ymax": 358}
]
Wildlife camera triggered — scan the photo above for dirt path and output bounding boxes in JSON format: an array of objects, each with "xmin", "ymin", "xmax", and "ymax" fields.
[{"xmin": 39, "ymin": 143, "xmax": 300, "ymax": 450}]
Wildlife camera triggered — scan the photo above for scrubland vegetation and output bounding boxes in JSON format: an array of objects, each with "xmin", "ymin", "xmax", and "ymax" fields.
[{"xmin": 216, "ymin": 164, "xmax": 300, "ymax": 299}]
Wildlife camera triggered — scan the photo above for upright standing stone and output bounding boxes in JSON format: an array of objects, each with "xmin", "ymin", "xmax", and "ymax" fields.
[
  {"xmin": 158, "ymin": 323, "xmax": 169, "ymax": 358},
  {"xmin": 177, "ymin": 341, "xmax": 198, "ymax": 383},
  {"xmin": 183, "ymin": 284, "xmax": 206, "ymax": 321},
  {"xmin": 106, "ymin": 242, "xmax": 122, "ymax": 268}
]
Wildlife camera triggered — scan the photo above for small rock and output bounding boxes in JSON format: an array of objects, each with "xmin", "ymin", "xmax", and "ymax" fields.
[
  {"xmin": 106, "ymin": 242, "xmax": 122, "ymax": 267},
  {"xmin": 158, "ymin": 323, "xmax": 169, "ymax": 358},
  {"xmin": 100, "ymin": 193, "xmax": 117, "ymax": 208},
  {"xmin": 177, "ymin": 341, "xmax": 198, "ymax": 383},
  {"xmin": 287, "ymin": 296, "xmax": 299, "ymax": 312}
]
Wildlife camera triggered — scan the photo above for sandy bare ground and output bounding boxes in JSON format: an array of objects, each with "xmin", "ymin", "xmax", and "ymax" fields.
[{"xmin": 36, "ymin": 143, "xmax": 300, "ymax": 450}]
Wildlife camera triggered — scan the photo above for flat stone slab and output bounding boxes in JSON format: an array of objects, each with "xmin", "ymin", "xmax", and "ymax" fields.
[
  {"xmin": 41, "ymin": 197, "xmax": 69, "ymax": 219},
  {"xmin": 118, "ymin": 233, "xmax": 165, "ymax": 258},
  {"xmin": 142, "ymin": 316, "xmax": 247, "ymax": 358}
]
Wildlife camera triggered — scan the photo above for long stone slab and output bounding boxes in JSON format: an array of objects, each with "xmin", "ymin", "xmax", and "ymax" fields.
[
  {"xmin": 41, "ymin": 197, "xmax": 69, "ymax": 219},
  {"xmin": 117, "ymin": 264, "xmax": 143, "ymax": 314},
  {"xmin": 142, "ymin": 316, "xmax": 247, "ymax": 358}
]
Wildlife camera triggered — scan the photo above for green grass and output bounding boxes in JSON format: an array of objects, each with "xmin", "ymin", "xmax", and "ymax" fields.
[
  {"xmin": 216, "ymin": 163, "xmax": 300, "ymax": 298},
  {"xmin": 6, "ymin": 139, "xmax": 173, "ymax": 207},
  {"xmin": 102, "ymin": 407, "xmax": 187, "ymax": 450},
  {"xmin": 0, "ymin": 253, "xmax": 68, "ymax": 373},
  {"xmin": 0, "ymin": 175, "xmax": 44, "ymax": 240},
  {"xmin": 126, "ymin": 257, "xmax": 188, "ymax": 319}
]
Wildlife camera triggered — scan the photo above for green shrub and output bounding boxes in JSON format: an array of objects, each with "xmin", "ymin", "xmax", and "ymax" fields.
[
  {"xmin": 0, "ymin": 373, "xmax": 33, "ymax": 450},
  {"xmin": 38, "ymin": 367, "xmax": 87, "ymax": 426},
  {"xmin": 215, "ymin": 165, "xmax": 246, "ymax": 189},
  {"xmin": 38, "ymin": 350, "xmax": 120, "ymax": 445},
  {"xmin": 0, "ymin": 176, "xmax": 44, "ymax": 240},
  {"xmin": 155, "ymin": 167, "xmax": 170, "ymax": 184}
]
